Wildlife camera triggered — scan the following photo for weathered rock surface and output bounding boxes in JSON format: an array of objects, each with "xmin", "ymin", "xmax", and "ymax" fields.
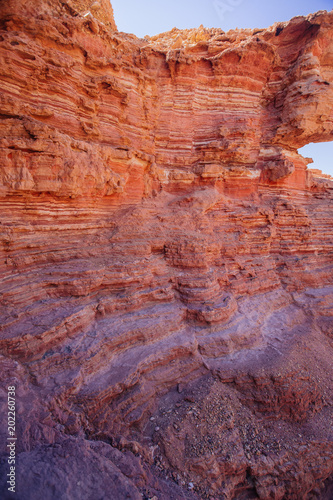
[{"xmin": 0, "ymin": 1, "xmax": 333, "ymax": 499}]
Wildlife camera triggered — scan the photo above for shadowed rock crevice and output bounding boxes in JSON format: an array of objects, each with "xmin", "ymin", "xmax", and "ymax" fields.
[{"xmin": 0, "ymin": 2, "xmax": 332, "ymax": 499}]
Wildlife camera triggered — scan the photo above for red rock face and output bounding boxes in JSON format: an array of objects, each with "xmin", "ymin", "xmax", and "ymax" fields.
[{"xmin": 0, "ymin": 2, "xmax": 332, "ymax": 499}]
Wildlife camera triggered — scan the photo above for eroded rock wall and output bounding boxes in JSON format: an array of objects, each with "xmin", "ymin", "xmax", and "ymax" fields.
[{"xmin": 0, "ymin": 2, "xmax": 332, "ymax": 499}]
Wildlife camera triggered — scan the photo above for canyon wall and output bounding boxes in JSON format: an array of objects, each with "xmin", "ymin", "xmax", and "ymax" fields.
[{"xmin": 0, "ymin": 1, "xmax": 333, "ymax": 499}]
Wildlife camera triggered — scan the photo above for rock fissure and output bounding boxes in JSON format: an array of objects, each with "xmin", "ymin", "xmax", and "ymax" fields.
[{"xmin": 0, "ymin": 1, "xmax": 332, "ymax": 499}]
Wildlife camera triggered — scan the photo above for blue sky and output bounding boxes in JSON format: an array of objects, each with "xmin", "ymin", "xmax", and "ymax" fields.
[{"xmin": 111, "ymin": 0, "xmax": 333, "ymax": 176}]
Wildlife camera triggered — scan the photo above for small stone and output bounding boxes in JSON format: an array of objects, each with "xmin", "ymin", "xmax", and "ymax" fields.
[{"xmin": 91, "ymin": 1, "xmax": 101, "ymax": 10}]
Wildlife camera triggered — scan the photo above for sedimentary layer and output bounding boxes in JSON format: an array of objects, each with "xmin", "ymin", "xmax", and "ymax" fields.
[{"xmin": 0, "ymin": 2, "xmax": 333, "ymax": 499}]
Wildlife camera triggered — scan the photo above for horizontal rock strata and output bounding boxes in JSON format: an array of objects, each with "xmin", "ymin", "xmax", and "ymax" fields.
[{"xmin": 0, "ymin": 2, "xmax": 333, "ymax": 499}]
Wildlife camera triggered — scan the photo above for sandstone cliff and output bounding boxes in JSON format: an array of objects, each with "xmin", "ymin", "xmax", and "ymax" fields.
[{"xmin": 0, "ymin": 1, "xmax": 333, "ymax": 499}]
